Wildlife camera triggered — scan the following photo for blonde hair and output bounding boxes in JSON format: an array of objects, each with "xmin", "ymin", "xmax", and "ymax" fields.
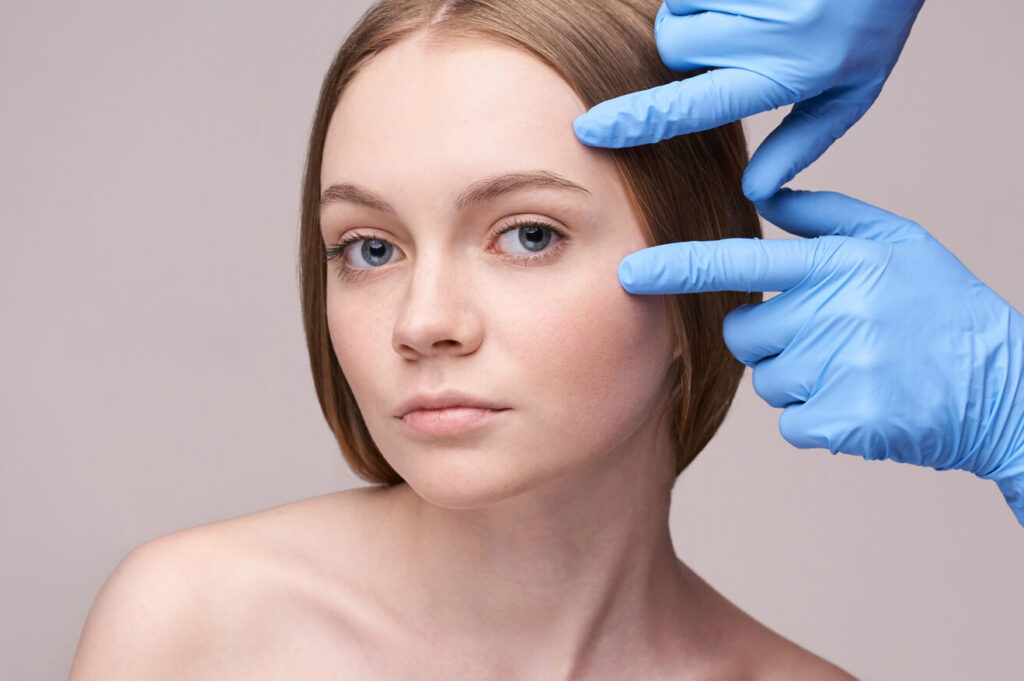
[{"xmin": 299, "ymin": 0, "xmax": 762, "ymax": 484}]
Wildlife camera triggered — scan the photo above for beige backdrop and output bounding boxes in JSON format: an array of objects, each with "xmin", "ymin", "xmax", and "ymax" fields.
[{"xmin": 2, "ymin": 1, "xmax": 1022, "ymax": 679}]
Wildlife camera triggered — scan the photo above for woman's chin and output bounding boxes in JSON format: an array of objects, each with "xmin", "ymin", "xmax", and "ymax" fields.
[{"xmin": 396, "ymin": 459, "xmax": 547, "ymax": 511}]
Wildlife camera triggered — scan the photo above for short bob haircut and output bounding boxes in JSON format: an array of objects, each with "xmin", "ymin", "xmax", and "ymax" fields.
[{"xmin": 299, "ymin": 0, "xmax": 762, "ymax": 485}]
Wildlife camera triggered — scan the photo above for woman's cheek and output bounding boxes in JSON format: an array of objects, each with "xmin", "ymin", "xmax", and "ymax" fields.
[
  {"xmin": 326, "ymin": 289, "xmax": 394, "ymax": 395},
  {"xmin": 506, "ymin": 259, "xmax": 674, "ymax": 428}
]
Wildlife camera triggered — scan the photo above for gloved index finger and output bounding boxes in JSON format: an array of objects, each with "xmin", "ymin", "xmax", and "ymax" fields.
[
  {"xmin": 618, "ymin": 237, "xmax": 818, "ymax": 294},
  {"xmin": 574, "ymin": 68, "xmax": 793, "ymax": 148}
]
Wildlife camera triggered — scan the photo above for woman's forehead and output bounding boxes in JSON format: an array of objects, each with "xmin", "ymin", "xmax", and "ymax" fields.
[{"xmin": 321, "ymin": 36, "xmax": 614, "ymax": 195}]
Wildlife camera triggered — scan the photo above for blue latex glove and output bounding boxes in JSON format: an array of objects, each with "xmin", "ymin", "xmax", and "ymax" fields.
[
  {"xmin": 619, "ymin": 189, "xmax": 1024, "ymax": 526},
  {"xmin": 574, "ymin": 0, "xmax": 925, "ymax": 201}
]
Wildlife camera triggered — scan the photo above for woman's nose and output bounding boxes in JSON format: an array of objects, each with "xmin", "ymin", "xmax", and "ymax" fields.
[{"xmin": 391, "ymin": 255, "xmax": 483, "ymax": 359}]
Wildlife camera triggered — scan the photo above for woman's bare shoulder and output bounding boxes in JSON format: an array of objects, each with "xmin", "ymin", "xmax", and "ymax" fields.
[
  {"xmin": 70, "ymin": 487, "xmax": 394, "ymax": 679},
  {"xmin": 178, "ymin": 485, "xmax": 389, "ymax": 550},
  {"xmin": 689, "ymin": 570, "xmax": 858, "ymax": 681},
  {"xmin": 736, "ymin": 617, "xmax": 858, "ymax": 681},
  {"xmin": 159, "ymin": 485, "xmax": 395, "ymax": 608},
  {"xmin": 755, "ymin": 640, "xmax": 859, "ymax": 680}
]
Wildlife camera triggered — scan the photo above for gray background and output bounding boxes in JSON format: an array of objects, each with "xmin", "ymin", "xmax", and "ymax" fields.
[{"xmin": 2, "ymin": 1, "xmax": 1022, "ymax": 679}]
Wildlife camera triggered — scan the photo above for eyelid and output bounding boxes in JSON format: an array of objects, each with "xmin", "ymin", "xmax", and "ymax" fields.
[{"xmin": 334, "ymin": 212, "xmax": 567, "ymax": 240}]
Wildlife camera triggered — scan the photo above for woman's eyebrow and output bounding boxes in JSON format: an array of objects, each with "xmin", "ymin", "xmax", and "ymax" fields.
[{"xmin": 319, "ymin": 170, "xmax": 592, "ymax": 216}]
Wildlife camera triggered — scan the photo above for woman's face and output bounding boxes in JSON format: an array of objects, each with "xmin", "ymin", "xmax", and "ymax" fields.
[{"xmin": 320, "ymin": 35, "xmax": 678, "ymax": 508}]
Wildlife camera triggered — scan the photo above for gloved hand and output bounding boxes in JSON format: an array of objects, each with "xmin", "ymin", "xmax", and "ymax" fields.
[
  {"xmin": 618, "ymin": 189, "xmax": 1024, "ymax": 526},
  {"xmin": 574, "ymin": 0, "xmax": 925, "ymax": 201}
]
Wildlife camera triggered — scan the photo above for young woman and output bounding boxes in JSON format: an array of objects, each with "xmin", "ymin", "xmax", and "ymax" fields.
[{"xmin": 69, "ymin": 1, "xmax": 856, "ymax": 678}]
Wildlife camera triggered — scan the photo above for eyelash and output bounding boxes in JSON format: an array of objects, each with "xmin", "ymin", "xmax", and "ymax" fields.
[{"xmin": 322, "ymin": 217, "xmax": 571, "ymax": 283}]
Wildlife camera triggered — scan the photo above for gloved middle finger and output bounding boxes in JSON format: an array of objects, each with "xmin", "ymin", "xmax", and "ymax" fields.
[{"xmin": 722, "ymin": 288, "xmax": 811, "ymax": 366}]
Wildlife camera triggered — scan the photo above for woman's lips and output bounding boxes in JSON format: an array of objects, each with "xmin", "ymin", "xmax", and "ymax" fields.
[{"xmin": 400, "ymin": 406, "xmax": 510, "ymax": 436}]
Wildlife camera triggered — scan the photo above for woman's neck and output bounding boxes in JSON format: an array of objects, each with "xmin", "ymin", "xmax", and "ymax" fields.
[{"xmin": 373, "ymin": 413, "xmax": 730, "ymax": 679}]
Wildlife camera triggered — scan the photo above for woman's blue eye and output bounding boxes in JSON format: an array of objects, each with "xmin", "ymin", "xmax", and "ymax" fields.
[
  {"xmin": 323, "ymin": 233, "xmax": 404, "ymax": 273},
  {"xmin": 356, "ymin": 238, "xmax": 395, "ymax": 267},
  {"xmin": 495, "ymin": 223, "xmax": 553, "ymax": 254},
  {"xmin": 324, "ymin": 219, "xmax": 569, "ymax": 282}
]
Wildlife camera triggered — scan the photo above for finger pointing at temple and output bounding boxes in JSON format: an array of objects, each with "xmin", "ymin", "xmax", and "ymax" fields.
[
  {"xmin": 617, "ymin": 189, "xmax": 935, "ymax": 295},
  {"xmin": 617, "ymin": 236, "xmax": 821, "ymax": 295}
]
